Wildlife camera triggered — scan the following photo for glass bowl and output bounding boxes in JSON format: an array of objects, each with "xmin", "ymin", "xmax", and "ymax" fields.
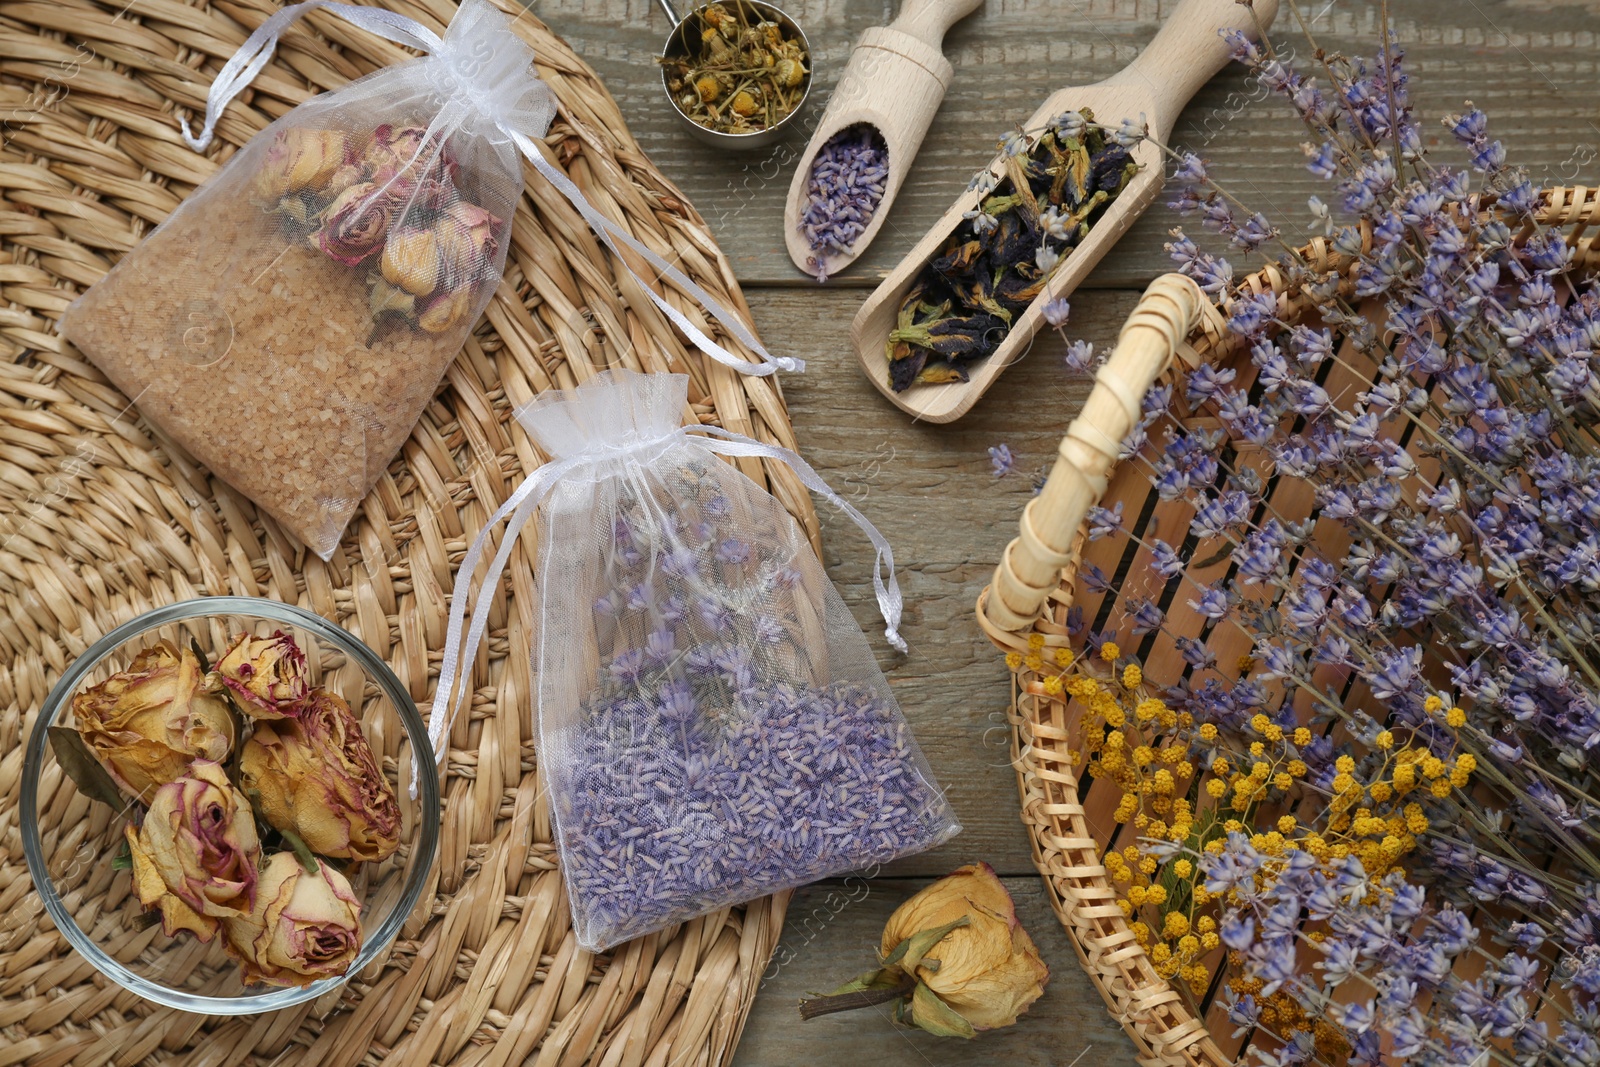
[{"xmin": 20, "ymin": 597, "xmax": 440, "ymax": 1015}]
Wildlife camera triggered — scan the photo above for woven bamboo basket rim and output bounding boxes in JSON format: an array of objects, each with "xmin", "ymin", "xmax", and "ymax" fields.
[
  {"xmin": 0, "ymin": 1, "xmax": 818, "ymax": 1063},
  {"xmin": 974, "ymin": 186, "xmax": 1600, "ymax": 1067}
]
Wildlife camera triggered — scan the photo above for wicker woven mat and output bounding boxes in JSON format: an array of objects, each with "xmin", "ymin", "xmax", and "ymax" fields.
[{"xmin": 0, "ymin": 1, "xmax": 817, "ymax": 1063}]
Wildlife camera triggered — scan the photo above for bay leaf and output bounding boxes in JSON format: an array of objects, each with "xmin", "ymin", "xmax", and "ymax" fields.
[{"xmin": 48, "ymin": 725, "xmax": 129, "ymax": 810}]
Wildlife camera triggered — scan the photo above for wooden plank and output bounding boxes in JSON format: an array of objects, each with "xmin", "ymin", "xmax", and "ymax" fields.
[
  {"xmin": 733, "ymin": 875, "xmax": 1138, "ymax": 1067},
  {"xmin": 541, "ymin": 0, "xmax": 1600, "ymax": 286},
  {"xmin": 745, "ymin": 285, "xmax": 1137, "ymax": 878}
]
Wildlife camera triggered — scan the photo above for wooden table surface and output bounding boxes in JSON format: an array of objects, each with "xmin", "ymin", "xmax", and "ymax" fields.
[{"xmin": 531, "ymin": 1, "xmax": 1600, "ymax": 1063}]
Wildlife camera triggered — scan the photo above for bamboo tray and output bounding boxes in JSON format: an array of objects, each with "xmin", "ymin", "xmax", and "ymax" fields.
[
  {"xmin": 0, "ymin": 1, "xmax": 818, "ymax": 1063},
  {"xmin": 975, "ymin": 187, "xmax": 1600, "ymax": 1066}
]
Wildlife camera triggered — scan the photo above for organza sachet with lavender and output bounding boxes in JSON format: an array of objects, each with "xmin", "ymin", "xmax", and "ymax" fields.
[{"xmin": 426, "ymin": 370, "xmax": 959, "ymax": 950}]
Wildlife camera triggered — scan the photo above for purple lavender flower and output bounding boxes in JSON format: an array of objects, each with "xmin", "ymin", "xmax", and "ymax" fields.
[
  {"xmin": 559, "ymin": 673, "xmax": 956, "ymax": 948},
  {"xmin": 989, "ymin": 443, "xmax": 1015, "ymax": 478},
  {"xmin": 800, "ymin": 124, "xmax": 888, "ymax": 282},
  {"xmin": 715, "ymin": 539, "xmax": 751, "ymax": 565}
]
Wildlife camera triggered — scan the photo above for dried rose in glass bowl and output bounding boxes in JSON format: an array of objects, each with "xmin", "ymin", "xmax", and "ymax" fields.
[{"xmin": 20, "ymin": 597, "xmax": 438, "ymax": 1014}]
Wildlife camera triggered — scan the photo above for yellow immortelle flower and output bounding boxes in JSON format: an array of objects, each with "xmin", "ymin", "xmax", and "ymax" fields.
[
  {"xmin": 1068, "ymin": 677, "xmax": 1101, "ymax": 699},
  {"xmin": 1370, "ymin": 781, "xmax": 1393, "ymax": 802},
  {"xmin": 1028, "ymin": 633, "xmax": 1045, "ymax": 651},
  {"xmin": 1237, "ymin": 654, "xmax": 1255, "ymax": 674},
  {"xmin": 1424, "ymin": 695, "xmax": 1444, "ymax": 714},
  {"xmin": 1447, "ymin": 706, "xmax": 1466, "ymax": 728},
  {"xmin": 1263, "ymin": 724, "xmax": 1284, "ymax": 742},
  {"xmin": 1287, "ymin": 759, "xmax": 1308, "ymax": 777},
  {"xmin": 1042, "ymin": 674, "xmax": 1064, "ymax": 696},
  {"xmin": 1128, "ymin": 885, "xmax": 1147, "ymax": 906},
  {"xmin": 1393, "ymin": 763, "xmax": 1416, "ymax": 790},
  {"xmin": 1273, "ymin": 772, "xmax": 1293, "ymax": 790},
  {"xmin": 1201, "ymin": 931, "xmax": 1221, "ymax": 951},
  {"xmin": 1123, "ymin": 664, "xmax": 1143, "ymax": 688},
  {"xmin": 1251, "ymin": 760, "xmax": 1271, "ymax": 779},
  {"xmin": 1249, "ymin": 741, "xmax": 1266, "ymax": 758},
  {"xmin": 1198, "ymin": 723, "xmax": 1218, "ymax": 742},
  {"xmin": 1431, "ymin": 777, "xmax": 1454, "ymax": 798},
  {"xmin": 1211, "ymin": 757, "xmax": 1230, "ymax": 775},
  {"xmin": 1421, "ymin": 756, "xmax": 1445, "ymax": 780},
  {"xmin": 1139, "ymin": 855, "xmax": 1157, "ymax": 875},
  {"xmin": 1100, "ymin": 641, "xmax": 1121, "ymax": 661},
  {"xmin": 1277, "ymin": 814, "xmax": 1297, "ymax": 833},
  {"xmin": 1178, "ymin": 934, "xmax": 1201, "ymax": 957},
  {"xmin": 1292, "ymin": 727, "xmax": 1311, "ymax": 746},
  {"xmin": 1193, "ymin": 886, "xmax": 1212, "ymax": 904},
  {"xmin": 1173, "ymin": 858, "xmax": 1194, "ymax": 879},
  {"xmin": 1024, "ymin": 652, "xmax": 1044, "ymax": 672},
  {"xmin": 1250, "ymin": 713, "xmax": 1271, "ymax": 734},
  {"xmin": 1145, "ymin": 885, "xmax": 1168, "ymax": 905},
  {"xmin": 1336, "ymin": 754, "xmax": 1356, "ymax": 774},
  {"xmin": 1005, "ymin": 652, "xmax": 1023, "ymax": 671},
  {"xmin": 1206, "ymin": 778, "xmax": 1228, "ymax": 798},
  {"xmin": 1374, "ymin": 730, "xmax": 1394, "ymax": 749},
  {"xmin": 1164, "ymin": 912, "xmax": 1190, "ymax": 938},
  {"xmin": 1054, "ymin": 648, "xmax": 1074, "ymax": 667}
]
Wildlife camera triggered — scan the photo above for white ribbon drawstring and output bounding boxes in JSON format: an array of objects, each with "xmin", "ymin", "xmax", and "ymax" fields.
[
  {"xmin": 179, "ymin": 0, "xmax": 802, "ymax": 377},
  {"xmin": 691, "ymin": 425, "xmax": 906, "ymax": 654},
  {"xmin": 413, "ymin": 424, "xmax": 907, "ymax": 797}
]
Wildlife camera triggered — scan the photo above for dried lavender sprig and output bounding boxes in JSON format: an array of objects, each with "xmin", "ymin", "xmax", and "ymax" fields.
[{"xmin": 800, "ymin": 124, "xmax": 888, "ymax": 282}]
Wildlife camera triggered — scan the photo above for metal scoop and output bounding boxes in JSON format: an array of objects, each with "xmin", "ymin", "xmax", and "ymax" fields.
[{"xmin": 658, "ymin": 0, "xmax": 813, "ymax": 151}]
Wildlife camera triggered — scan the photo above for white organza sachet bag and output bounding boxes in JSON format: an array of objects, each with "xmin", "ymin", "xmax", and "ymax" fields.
[
  {"xmin": 60, "ymin": 0, "xmax": 796, "ymax": 558},
  {"xmin": 428, "ymin": 370, "xmax": 959, "ymax": 950}
]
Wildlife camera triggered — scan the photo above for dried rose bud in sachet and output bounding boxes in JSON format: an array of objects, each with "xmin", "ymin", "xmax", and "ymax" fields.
[{"xmin": 59, "ymin": 0, "xmax": 541, "ymax": 558}]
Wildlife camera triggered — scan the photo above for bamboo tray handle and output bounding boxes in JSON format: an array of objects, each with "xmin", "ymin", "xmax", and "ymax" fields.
[{"xmin": 981, "ymin": 274, "xmax": 1205, "ymax": 634}]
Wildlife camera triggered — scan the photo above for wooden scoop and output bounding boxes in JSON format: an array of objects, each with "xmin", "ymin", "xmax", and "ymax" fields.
[
  {"xmin": 850, "ymin": 0, "xmax": 1278, "ymax": 423},
  {"xmin": 783, "ymin": 0, "xmax": 984, "ymax": 280}
]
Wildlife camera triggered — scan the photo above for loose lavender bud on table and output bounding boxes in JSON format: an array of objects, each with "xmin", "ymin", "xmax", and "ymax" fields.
[{"xmin": 800, "ymin": 124, "xmax": 889, "ymax": 282}]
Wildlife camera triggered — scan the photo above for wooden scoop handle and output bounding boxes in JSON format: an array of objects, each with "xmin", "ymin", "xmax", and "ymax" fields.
[
  {"xmin": 1101, "ymin": 0, "xmax": 1279, "ymax": 143},
  {"xmin": 888, "ymin": 0, "xmax": 986, "ymax": 52}
]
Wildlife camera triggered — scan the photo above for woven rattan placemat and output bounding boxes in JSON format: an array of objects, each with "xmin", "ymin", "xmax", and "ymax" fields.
[{"xmin": 0, "ymin": 1, "xmax": 816, "ymax": 1062}]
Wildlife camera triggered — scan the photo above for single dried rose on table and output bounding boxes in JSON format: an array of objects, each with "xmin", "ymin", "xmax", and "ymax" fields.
[
  {"xmin": 125, "ymin": 760, "xmax": 261, "ymax": 941},
  {"xmin": 223, "ymin": 852, "xmax": 362, "ymax": 988},
  {"xmin": 72, "ymin": 641, "xmax": 235, "ymax": 801},
  {"xmin": 240, "ymin": 688, "xmax": 401, "ymax": 862},
  {"xmin": 205, "ymin": 630, "xmax": 310, "ymax": 719},
  {"xmin": 800, "ymin": 862, "xmax": 1049, "ymax": 1037}
]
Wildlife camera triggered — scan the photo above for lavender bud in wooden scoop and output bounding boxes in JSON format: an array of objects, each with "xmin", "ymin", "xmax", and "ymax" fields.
[
  {"xmin": 783, "ymin": 0, "xmax": 984, "ymax": 281},
  {"xmin": 799, "ymin": 125, "xmax": 889, "ymax": 282}
]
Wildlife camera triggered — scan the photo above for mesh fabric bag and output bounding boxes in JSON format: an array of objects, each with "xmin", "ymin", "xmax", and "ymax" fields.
[
  {"xmin": 429, "ymin": 369, "xmax": 960, "ymax": 950},
  {"xmin": 60, "ymin": 0, "xmax": 545, "ymax": 558}
]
